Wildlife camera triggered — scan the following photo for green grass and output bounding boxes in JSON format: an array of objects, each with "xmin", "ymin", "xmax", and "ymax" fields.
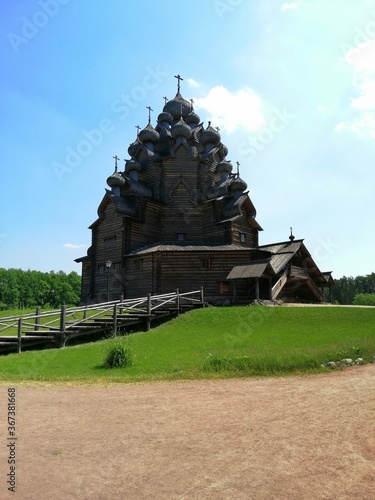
[
  {"xmin": 0, "ymin": 308, "xmax": 38, "ymax": 318},
  {"xmin": 0, "ymin": 307, "xmax": 110, "ymax": 337},
  {"xmin": 0, "ymin": 306, "xmax": 374, "ymax": 383}
]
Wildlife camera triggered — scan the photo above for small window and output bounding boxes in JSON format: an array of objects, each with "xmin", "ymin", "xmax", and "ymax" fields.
[
  {"xmin": 112, "ymin": 262, "xmax": 121, "ymax": 273},
  {"xmin": 202, "ymin": 258, "xmax": 211, "ymax": 270},
  {"xmin": 239, "ymin": 232, "xmax": 246, "ymax": 243},
  {"xmin": 98, "ymin": 265, "xmax": 105, "ymax": 275},
  {"xmin": 134, "ymin": 259, "xmax": 143, "ymax": 271},
  {"xmin": 104, "ymin": 236, "xmax": 116, "ymax": 248},
  {"xmin": 219, "ymin": 281, "xmax": 229, "ymax": 295},
  {"xmin": 177, "ymin": 233, "xmax": 186, "ymax": 241}
]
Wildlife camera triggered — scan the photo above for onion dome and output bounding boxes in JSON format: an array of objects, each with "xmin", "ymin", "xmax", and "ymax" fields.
[
  {"xmin": 229, "ymin": 176, "xmax": 247, "ymax": 194},
  {"xmin": 128, "ymin": 138, "xmax": 141, "ymax": 157},
  {"xmin": 124, "ymin": 159, "xmax": 141, "ymax": 175},
  {"xmin": 171, "ymin": 117, "xmax": 192, "ymax": 139},
  {"xmin": 220, "ymin": 143, "xmax": 229, "ymax": 157},
  {"xmin": 185, "ymin": 110, "xmax": 200, "ymax": 126},
  {"xmin": 158, "ymin": 111, "xmax": 173, "ymax": 125},
  {"xmin": 216, "ymin": 160, "xmax": 233, "ymax": 176},
  {"xmin": 107, "ymin": 172, "xmax": 125, "ymax": 188},
  {"xmin": 139, "ymin": 123, "xmax": 160, "ymax": 144},
  {"xmin": 200, "ymin": 122, "xmax": 221, "ymax": 146},
  {"xmin": 163, "ymin": 93, "xmax": 191, "ymax": 120}
]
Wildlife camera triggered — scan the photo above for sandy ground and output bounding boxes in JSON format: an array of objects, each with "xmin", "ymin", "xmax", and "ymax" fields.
[{"xmin": 1, "ymin": 366, "xmax": 374, "ymax": 500}]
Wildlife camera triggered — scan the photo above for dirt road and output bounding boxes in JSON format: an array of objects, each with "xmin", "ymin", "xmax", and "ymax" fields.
[{"xmin": 1, "ymin": 365, "xmax": 374, "ymax": 499}]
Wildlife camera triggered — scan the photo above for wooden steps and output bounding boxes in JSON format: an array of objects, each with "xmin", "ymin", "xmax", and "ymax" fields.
[{"xmin": 0, "ymin": 289, "xmax": 205, "ymax": 354}]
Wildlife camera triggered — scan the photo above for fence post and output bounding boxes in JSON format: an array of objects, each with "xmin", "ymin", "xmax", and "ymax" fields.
[
  {"xmin": 200, "ymin": 286, "xmax": 204, "ymax": 306},
  {"xmin": 17, "ymin": 318, "xmax": 22, "ymax": 354},
  {"xmin": 146, "ymin": 293, "xmax": 152, "ymax": 331},
  {"xmin": 83, "ymin": 305, "xmax": 87, "ymax": 320},
  {"xmin": 34, "ymin": 306, "xmax": 41, "ymax": 331},
  {"xmin": 113, "ymin": 304, "xmax": 118, "ymax": 337},
  {"xmin": 59, "ymin": 304, "xmax": 66, "ymax": 347},
  {"xmin": 176, "ymin": 288, "xmax": 180, "ymax": 315}
]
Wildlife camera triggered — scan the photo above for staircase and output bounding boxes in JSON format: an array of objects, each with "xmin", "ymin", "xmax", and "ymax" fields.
[{"xmin": 0, "ymin": 289, "xmax": 206, "ymax": 354}]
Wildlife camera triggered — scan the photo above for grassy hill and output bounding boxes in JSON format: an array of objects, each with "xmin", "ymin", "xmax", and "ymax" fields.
[{"xmin": 0, "ymin": 306, "xmax": 374, "ymax": 383}]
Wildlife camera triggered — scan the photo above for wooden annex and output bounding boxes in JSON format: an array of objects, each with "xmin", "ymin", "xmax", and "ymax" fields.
[{"xmin": 75, "ymin": 77, "xmax": 333, "ymax": 304}]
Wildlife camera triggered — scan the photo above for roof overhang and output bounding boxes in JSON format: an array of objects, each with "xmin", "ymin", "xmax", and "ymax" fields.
[{"xmin": 226, "ymin": 260, "xmax": 275, "ymax": 280}]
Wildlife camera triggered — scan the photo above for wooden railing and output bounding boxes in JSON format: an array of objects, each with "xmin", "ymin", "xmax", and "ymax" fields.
[{"xmin": 0, "ymin": 288, "xmax": 205, "ymax": 354}]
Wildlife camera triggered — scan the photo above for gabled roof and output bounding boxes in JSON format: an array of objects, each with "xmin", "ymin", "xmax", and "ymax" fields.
[
  {"xmin": 260, "ymin": 239, "xmax": 328, "ymax": 285},
  {"xmin": 259, "ymin": 239, "xmax": 304, "ymax": 254},
  {"xmin": 322, "ymin": 271, "xmax": 335, "ymax": 285},
  {"xmin": 220, "ymin": 193, "xmax": 263, "ymax": 230},
  {"xmin": 89, "ymin": 191, "xmax": 140, "ymax": 229}
]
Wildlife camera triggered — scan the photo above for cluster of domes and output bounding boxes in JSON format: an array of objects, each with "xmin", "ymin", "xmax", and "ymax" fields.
[
  {"xmin": 107, "ymin": 85, "xmax": 249, "ymax": 205},
  {"xmin": 123, "ymin": 89, "xmax": 230, "ymax": 160},
  {"xmin": 129, "ymin": 91, "xmax": 208, "ymax": 152}
]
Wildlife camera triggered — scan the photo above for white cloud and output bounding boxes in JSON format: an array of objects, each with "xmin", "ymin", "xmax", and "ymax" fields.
[
  {"xmin": 186, "ymin": 78, "xmax": 200, "ymax": 88},
  {"xmin": 194, "ymin": 85, "xmax": 266, "ymax": 134},
  {"xmin": 338, "ymin": 38, "xmax": 375, "ymax": 136},
  {"xmin": 352, "ymin": 79, "xmax": 375, "ymax": 110},
  {"xmin": 343, "ymin": 38, "xmax": 375, "ymax": 73},
  {"xmin": 63, "ymin": 243, "xmax": 86, "ymax": 249},
  {"xmin": 281, "ymin": 2, "xmax": 298, "ymax": 12}
]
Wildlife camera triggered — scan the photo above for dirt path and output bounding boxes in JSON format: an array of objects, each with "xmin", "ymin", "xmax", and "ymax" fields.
[{"xmin": 1, "ymin": 366, "xmax": 375, "ymax": 499}]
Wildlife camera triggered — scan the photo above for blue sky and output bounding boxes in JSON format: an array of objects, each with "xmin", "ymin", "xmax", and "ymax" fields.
[{"xmin": 1, "ymin": 0, "xmax": 375, "ymax": 279}]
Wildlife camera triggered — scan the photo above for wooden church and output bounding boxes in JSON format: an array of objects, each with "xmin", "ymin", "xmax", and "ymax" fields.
[{"xmin": 75, "ymin": 76, "xmax": 333, "ymax": 304}]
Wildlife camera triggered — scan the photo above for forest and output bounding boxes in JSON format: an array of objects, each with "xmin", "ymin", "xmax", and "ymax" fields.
[
  {"xmin": 0, "ymin": 268, "xmax": 374, "ymax": 310},
  {"xmin": 0, "ymin": 268, "xmax": 81, "ymax": 309},
  {"xmin": 331, "ymin": 273, "xmax": 375, "ymax": 305}
]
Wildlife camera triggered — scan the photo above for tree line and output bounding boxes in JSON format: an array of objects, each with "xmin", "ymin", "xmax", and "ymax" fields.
[
  {"xmin": 0, "ymin": 268, "xmax": 81, "ymax": 310},
  {"xmin": 0, "ymin": 268, "xmax": 374, "ymax": 310},
  {"xmin": 331, "ymin": 273, "xmax": 375, "ymax": 305}
]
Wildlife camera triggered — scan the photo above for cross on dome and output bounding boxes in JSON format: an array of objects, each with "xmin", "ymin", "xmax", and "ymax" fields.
[
  {"xmin": 146, "ymin": 106, "xmax": 153, "ymax": 124},
  {"xmin": 174, "ymin": 74, "xmax": 183, "ymax": 93},
  {"xmin": 113, "ymin": 155, "xmax": 120, "ymax": 172}
]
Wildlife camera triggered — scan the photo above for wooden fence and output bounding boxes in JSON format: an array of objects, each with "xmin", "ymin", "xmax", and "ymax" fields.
[{"xmin": 0, "ymin": 288, "xmax": 205, "ymax": 354}]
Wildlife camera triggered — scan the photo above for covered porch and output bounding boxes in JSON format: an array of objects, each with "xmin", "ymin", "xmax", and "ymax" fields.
[{"xmin": 226, "ymin": 260, "xmax": 275, "ymax": 303}]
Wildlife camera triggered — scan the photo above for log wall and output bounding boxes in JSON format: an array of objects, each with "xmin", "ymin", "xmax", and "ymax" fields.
[{"xmin": 123, "ymin": 249, "xmax": 253, "ymax": 299}]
